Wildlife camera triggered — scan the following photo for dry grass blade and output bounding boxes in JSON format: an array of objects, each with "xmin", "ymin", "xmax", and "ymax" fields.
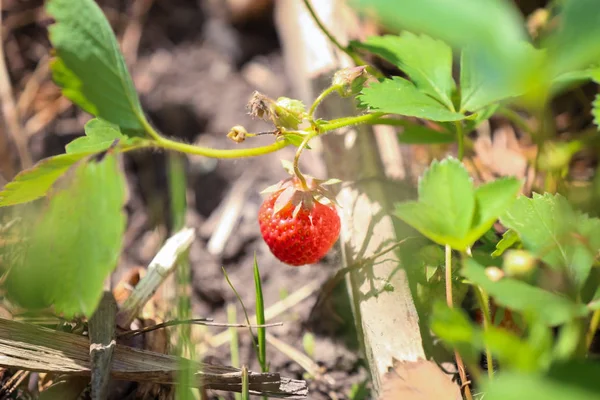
[
  {"xmin": 116, "ymin": 227, "xmax": 196, "ymax": 328},
  {"xmin": 0, "ymin": 318, "xmax": 307, "ymax": 398}
]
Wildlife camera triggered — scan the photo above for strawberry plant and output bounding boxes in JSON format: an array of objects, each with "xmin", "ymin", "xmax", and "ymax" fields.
[{"xmin": 2, "ymin": 0, "xmax": 600, "ymax": 399}]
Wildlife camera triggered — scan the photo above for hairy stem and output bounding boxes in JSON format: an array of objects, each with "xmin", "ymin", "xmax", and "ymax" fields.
[
  {"xmin": 454, "ymin": 121, "xmax": 465, "ymax": 160},
  {"xmin": 153, "ymin": 136, "xmax": 289, "ymax": 158},
  {"xmin": 320, "ymin": 112, "xmax": 386, "ymax": 132},
  {"xmin": 309, "ymin": 85, "xmax": 338, "ymax": 117},
  {"xmin": 445, "ymin": 245, "xmax": 473, "ymax": 400},
  {"xmin": 293, "ymin": 130, "xmax": 319, "ymax": 190},
  {"xmin": 473, "ymin": 285, "xmax": 495, "ymax": 379}
]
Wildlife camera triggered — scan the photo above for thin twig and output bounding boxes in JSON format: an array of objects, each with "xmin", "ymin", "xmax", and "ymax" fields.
[
  {"xmin": 16, "ymin": 55, "xmax": 49, "ymax": 117},
  {"xmin": 301, "ymin": 0, "xmax": 383, "ymax": 79},
  {"xmin": 445, "ymin": 245, "xmax": 473, "ymax": 400},
  {"xmin": 0, "ymin": 0, "xmax": 32, "ymax": 169},
  {"xmin": 117, "ymin": 318, "xmax": 283, "ymax": 338}
]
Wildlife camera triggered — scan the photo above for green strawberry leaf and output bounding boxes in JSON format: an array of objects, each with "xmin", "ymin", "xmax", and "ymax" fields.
[
  {"xmin": 466, "ymin": 177, "xmax": 522, "ymax": 245},
  {"xmin": 462, "ymin": 259, "xmax": 589, "ymax": 326},
  {"xmin": 395, "ymin": 157, "xmax": 474, "ymax": 249},
  {"xmin": 0, "ymin": 152, "xmax": 92, "ymax": 207},
  {"xmin": 351, "ymin": 0, "xmax": 540, "ymax": 108},
  {"xmin": 66, "ymin": 118, "xmax": 133, "ymax": 154},
  {"xmin": 482, "ymin": 361, "xmax": 600, "ymax": 400},
  {"xmin": 492, "ymin": 229, "xmax": 520, "ymax": 258},
  {"xmin": 500, "ymin": 193, "xmax": 600, "ymax": 288},
  {"xmin": 395, "ymin": 157, "xmax": 520, "ymax": 251},
  {"xmin": 459, "ymin": 45, "xmax": 542, "ymax": 112},
  {"xmin": 462, "ymin": 103, "xmax": 500, "ymax": 133},
  {"xmin": 47, "ymin": 0, "xmax": 147, "ymax": 132},
  {"xmin": 431, "ymin": 302, "xmax": 544, "ymax": 372},
  {"xmin": 544, "ymin": 0, "xmax": 600, "ymax": 78},
  {"xmin": 397, "ymin": 125, "xmax": 455, "ymax": 144},
  {"xmin": 355, "ymin": 33, "xmax": 456, "ymax": 110},
  {"xmin": 0, "ymin": 118, "xmax": 147, "ymax": 207},
  {"xmin": 5, "ymin": 151, "xmax": 126, "ymax": 317},
  {"xmin": 351, "ymin": 0, "xmax": 526, "ymax": 58},
  {"xmin": 359, "ymin": 77, "xmax": 464, "ymax": 122}
]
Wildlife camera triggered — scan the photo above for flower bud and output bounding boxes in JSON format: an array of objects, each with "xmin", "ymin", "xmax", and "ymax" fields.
[
  {"xmin": 503, "ymin": 249, "xmax": 537, "ymax": 278},
  {"xmin": 332, "ymin": 66, "xmax": 370, "ymax": 97},
  {"xmin": 227, "ymin": 125, "xmax": 247, "ymax": 143}
]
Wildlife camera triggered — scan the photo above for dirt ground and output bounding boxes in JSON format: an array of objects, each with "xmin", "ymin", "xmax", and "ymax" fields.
[{"xmin": 1, "ymin": 0, "xmax": 370, "ymax": 399}]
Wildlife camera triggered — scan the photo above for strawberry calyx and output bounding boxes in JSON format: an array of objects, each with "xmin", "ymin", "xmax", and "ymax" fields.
[{"xmin": 261, "ymin": 163, "xmax": 340, "ymax": 218}]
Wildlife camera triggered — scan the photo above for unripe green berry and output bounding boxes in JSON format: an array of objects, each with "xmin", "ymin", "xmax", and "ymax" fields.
[{"xmin": 503, "ymin": 249, "xmax": 538, "ymax": 278}]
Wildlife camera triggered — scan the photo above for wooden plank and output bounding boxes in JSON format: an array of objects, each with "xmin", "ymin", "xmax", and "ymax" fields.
[
  {"xmin": 274, "ymin": 0, "xmax": 428, "ymax": 396},
  {"xmin": 0, "ymin": 318, "xmax": 307, "ymax": 398}
]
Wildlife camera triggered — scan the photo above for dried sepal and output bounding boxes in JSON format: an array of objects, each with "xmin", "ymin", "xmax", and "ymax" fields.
[
  {"xmin": 280, "ymin": 159, "xmax": 295, "ymax": 175},
  {"xmin": 273, "ymin": 185, "xmax": 297, "ymax": 215},
  {"xmin": 262, "ymin": 170, "xmax": 341, "ymax": 218},
  {"xmin": 260, "ymin": 181, "xmax": 285, "ymax": 194},
  {"xmin": 248, "ymin": 91, "xmax": 272, "ymax": 120},
  {"xmin": 247, "ymin": 91, "xmax": 306, "ymax": 129},
  {"xmin": 318, "ymin": 178, "xmax": 342, "ymax": 186}
]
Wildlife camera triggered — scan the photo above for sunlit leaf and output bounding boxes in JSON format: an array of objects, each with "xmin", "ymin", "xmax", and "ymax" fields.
[
  {"xmin": 5, "ymin": 152, "xmax": 126, "ymax": 317},
  {"xmin": 355, "ymin": 33, "xmax": 456, "ymax": 110},
  {"xmin": 47, "ymin": 0, "xmax": 147, "ymax": 132},
  {"xmin": 0, "ymin": 153, "xmax": 92, "ymax": 207},
  {"xmin": 66, "ymin": 118, "xmax": 131, "ymax": 154},
  {"xmin": 395, "ymin": 157, "xmax": 474, "ymax": 249},
  {"xmin": 359, "ymin": 77, "xmax": 464, "ymax": 121}
]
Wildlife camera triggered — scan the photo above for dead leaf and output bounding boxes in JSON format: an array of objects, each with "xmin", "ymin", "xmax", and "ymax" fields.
[
  {"xmin": 473, "ymin": 123, "xmax": 529, "ymax": 180},
  {"xmin": 379, "ymin": 359, "xmax": 461, "ymax": 400}
]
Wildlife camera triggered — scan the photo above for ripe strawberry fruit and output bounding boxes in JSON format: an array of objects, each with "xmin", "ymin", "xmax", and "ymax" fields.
[{"xmin": 258, "ymin": 175, "xmax": 341, "ymax": 266}]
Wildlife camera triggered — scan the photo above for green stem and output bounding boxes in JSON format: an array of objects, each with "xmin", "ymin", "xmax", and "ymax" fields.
[
  {"xmin": 154, "ymin": 136, "xmax": 289, "ymax": 158},
  {"xmin": 455, "ymin": 121, "xmax": 465, "ymax": 160},
  {"xmin": 140, "ymin": 115, "xmax": 289, "ymax": 158},
  {"xmin": 301, "ymin": 0, "xmax": 383, "ymax": 79},
  {"xmin": 586, "ymin": 309, "xmax": 600, "ymax": 350},
  {"xmin": 320, "ymin": 112, "xmax": 386, "ymax": 132},
  {"xmin": 309, "ymin": 85, "xmax": 338, "ymax": 118},
  {"xmin": 473, "ymin": 285, "xmax": 495, "ymax": 379},
  {"xmin": 141, "ymin": 116, "xmax": 165, "ymax": 141},
  {"xmin": 293, "ymin": 130, "xmax": 319, "ymax": 189},
  {"xmin": 445, "ymin": 245, "xmax": 473, "ymax": 400},
  {"xmin": 498, "ymin": 107, "xmax": 534, "ymax": 136}
]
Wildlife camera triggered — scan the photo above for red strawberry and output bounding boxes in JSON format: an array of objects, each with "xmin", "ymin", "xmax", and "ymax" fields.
[{"xmin": 258, "ymin": 175, "xmax": 341, "ymax": 266}]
